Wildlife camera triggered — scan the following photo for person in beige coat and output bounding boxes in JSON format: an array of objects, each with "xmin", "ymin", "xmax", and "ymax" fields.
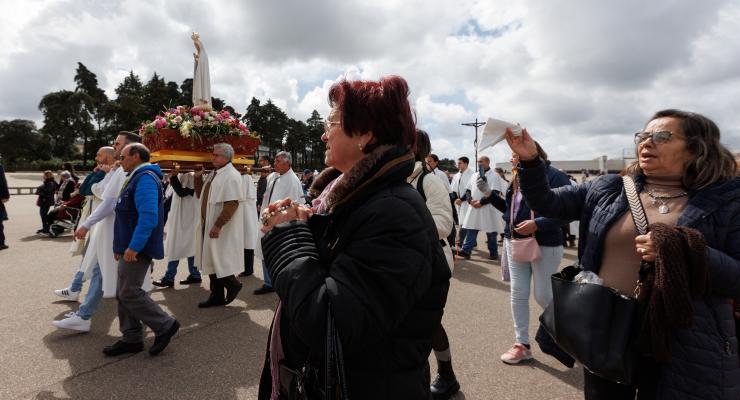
[{"xmin": 408, "ymin": 130, "xmax": 460, "ymax": 399}]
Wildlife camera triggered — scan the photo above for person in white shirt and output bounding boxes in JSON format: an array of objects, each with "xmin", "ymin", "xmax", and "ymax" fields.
[
  {"xmin": 450, "ymin": 156, "xmax": 474, "ymax": 248},
  {"xmin": 152, "ymin": 167, "xmax": 201, "ymax": 288},
  {"xmin": 458, "ymin": 156, "xmax": 507, "ymax": 260},
  {"xmin": 253, "ymin": 151, "xmax": 304, "ymax": 295},
  {"xmin": 240, "ymin": 166, "xmax": 259, "ymax": 277}
]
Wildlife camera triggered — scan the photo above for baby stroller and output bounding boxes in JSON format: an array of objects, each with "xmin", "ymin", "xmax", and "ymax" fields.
[{"xmin": 48, "ymin": 194, "xmax": 85, "ymax": 238}]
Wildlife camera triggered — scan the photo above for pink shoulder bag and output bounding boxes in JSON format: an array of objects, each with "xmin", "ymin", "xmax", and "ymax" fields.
[{"xmin": 509, "ymin": 194, "xmax": 541, "ymax": 263}]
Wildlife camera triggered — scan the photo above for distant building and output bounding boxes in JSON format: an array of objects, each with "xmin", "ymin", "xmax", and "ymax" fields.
[{"xmin": 496, "ymin": 155, "xmax": 634, "ymax": 175}]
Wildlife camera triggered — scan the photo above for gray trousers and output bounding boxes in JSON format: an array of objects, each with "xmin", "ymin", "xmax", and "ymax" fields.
[{"xmin": 117, "ymin": 256, "xmax": 174, "ymax": 343}]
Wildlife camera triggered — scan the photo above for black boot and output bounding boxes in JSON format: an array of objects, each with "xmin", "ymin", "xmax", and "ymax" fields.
[
  {"xmin": 222, "ymin": 275, "xmax": 243, "ymax": 305},
  {"xmin": 430, "ymin": 359, "xmax": 460, "ymax": 400},
  {"xmin": 198, "ymin": 274, "xmax": 226, "ymax": 308},
  {"xmin": 239, "ymin": 249, "xmax": 254, "ymax": 277}
]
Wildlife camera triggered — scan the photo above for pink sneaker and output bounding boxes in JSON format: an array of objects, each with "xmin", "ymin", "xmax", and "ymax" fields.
[{"xmin": 500, "ymin": 343, "xmax": 533, "ymax": 364}]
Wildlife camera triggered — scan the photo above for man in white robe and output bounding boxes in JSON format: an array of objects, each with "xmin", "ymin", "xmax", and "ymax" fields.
[
  {"xmin": 240, "ymin": 168, "xmax": 259, "ymax": 277},
  {"xmin": 55, "ymin": 147, "xmax": 113, "ymax": 301},
  {"xmin": 53, "ymin": 132, "xmax": 152, "ymax": 332},
  {"xmin": 450, "ymin": 156, "xmax": 474, "ymax": 247},
  {"xmin": 253, "ymin": 151, "xmax": 304, "ymax": 295},
  {"xmin": 458, "ymin": 156, "xmax": 507, "ymax": 260},
  {"xmin": 194, "ymin": 143, "xmax": 245, "ymax": 308},
  {"xmin": 153, "ymin": 168, "xmax": 201, "ymax": 288}
]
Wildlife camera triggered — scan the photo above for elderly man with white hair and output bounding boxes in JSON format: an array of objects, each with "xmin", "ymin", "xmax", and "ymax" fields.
[
  {"xmin": 194, "ymin": 143, "xmax": 245, "ymax": 308},
  {"xmin": 253, "ymin": 150, "xmax": 303, "ymax": 295}
]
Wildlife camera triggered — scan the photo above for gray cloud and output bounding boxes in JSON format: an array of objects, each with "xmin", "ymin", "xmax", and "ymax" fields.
[{"xmin": 1, "ymin": 0, "xmax": 738, "ymax": 163}]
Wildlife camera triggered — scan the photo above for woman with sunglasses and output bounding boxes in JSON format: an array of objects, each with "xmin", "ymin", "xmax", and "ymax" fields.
[{"xmin": 505, "ymin": 109, "xmax": 739, "ymax": 399}]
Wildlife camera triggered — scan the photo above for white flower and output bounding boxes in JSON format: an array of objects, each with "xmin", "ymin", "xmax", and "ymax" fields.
[
  {"xmin": 193, "ymin": 115, "xmax": 201, "ymax": 122},
  {"xmin": 180, "ymin": 121, "xmax": 193, "ymax": 137}
]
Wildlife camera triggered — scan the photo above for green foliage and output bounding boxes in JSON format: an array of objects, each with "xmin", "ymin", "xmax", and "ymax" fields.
[
  {"xmin": 142, "ymin": 72, "xmax": 173, "ymax": 118},
  {"xmin": 179, "ymin": 78, "xmax": 193, "ymax": 106},
  {"xmin": 38, "ymin": 90, "xmax": 90, "ymax": 160},
  {"xmin": 18, "ymin": 63, "xmax": 329, "ymax": 171},
  {"xmin": 0, "ymin": 120, "xmax": 49, "ymax": 169}
]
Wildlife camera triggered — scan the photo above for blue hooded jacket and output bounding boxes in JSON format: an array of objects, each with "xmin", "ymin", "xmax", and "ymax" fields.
[{"xmin": 113, "ymin": 164, "xmax": 164, "ymax": 259}]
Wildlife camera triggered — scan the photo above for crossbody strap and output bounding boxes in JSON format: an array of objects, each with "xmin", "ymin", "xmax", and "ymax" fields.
[
  {"xmin": 622, "ymin": 175, "xmax": 651, "ymax": 297},
  {"xmin": 622, "ymin": 175, "xmax": 648, "ymax": 235}
]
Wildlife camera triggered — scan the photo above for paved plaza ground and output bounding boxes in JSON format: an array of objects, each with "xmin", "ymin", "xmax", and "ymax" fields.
[{"xmin": 0, "ymin": 173, "xmax": 584, "ymax": 399}]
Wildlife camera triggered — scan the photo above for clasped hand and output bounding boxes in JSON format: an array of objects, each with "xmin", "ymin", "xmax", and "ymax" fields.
[
  {"xmin": 260, "ymin": 198, "xmax": 312, "ymax": 234},
  {"xmin": 634, "ymin": 232, "xmax": 656, "ymax": 262}
]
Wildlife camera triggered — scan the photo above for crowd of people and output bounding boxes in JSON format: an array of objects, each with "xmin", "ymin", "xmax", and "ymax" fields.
[{"xmin": 0, "ymin": 74, "xmax": 738, "ymax": 400}]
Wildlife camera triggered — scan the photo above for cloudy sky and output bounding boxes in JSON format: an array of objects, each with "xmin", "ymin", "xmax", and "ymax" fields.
[{"xmin": 1, "ymin": 0, "xmax": 739, "ymax": 164}]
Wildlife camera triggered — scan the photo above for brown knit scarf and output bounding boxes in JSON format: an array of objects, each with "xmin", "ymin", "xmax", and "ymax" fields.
[{"xmin": 638, "ymin": 223, "xmax": 710, "ymax": 362}]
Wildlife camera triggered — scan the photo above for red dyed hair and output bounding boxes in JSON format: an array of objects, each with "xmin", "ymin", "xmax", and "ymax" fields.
[{"xmin": 328, "ymin": 75, "xmax": 416, "ymax": 153}]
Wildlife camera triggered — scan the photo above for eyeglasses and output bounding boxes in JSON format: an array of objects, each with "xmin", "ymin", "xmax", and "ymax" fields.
[
  {"xmin": 323, "ymin": 120, "xmax": 341, "ymax": 132},
  {"xmin": 633, "ymin": 131, "xmax": 674, "ymax": 145}
]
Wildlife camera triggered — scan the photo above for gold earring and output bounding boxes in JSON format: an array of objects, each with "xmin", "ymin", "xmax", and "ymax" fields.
[{"xmin": 358, "ymin": 142, "xmax": 363, "ymax": 150}]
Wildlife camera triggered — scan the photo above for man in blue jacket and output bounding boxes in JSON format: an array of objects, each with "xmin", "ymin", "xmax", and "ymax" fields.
[{"xmin": 106, "ymin": 143, "xmax": 179, "ymax": 356}]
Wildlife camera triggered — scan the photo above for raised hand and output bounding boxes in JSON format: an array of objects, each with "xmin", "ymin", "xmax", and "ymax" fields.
[{"xmin": 504, "ymin": 128, "xmax": 538, "ymax": 161}]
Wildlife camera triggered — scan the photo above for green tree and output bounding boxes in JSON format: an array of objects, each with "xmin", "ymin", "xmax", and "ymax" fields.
[
  {"xmin": 284, "ymin": 118, "xmax": 308, "ymax": 167},
  {"xmin": 0, "ymin": 120, "xmax": 47, "ymax": 169},
  {"xmin": 166, "ymin": 81, "xmax": 181, "ymax": 104},
  {"xmin": 179, "ymin": 78, "xmax": 193, "ymax": 107},
  {"xmin": 211, "ymin": 97, "xmax": 225, "ymax": 111},
  {"xmin": 142, "ymin": 72, "xmax": 172, "ymax": 118},
  {"xmin": 106, "ymin": 71, "xmax": 146, "ymax": 132},
  {"xmin": 305, "ymin": 110, "xmax": 325, "ymax": 169},
  {"xmin": 38, "ymin": 90, "xmax": 91, "ymax": 159},
  {"xmin": 74, "ymin": 62, "xmax": 108, "ymax": 165}
]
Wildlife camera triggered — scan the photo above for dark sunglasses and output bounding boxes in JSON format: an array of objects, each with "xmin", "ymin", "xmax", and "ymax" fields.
[{"xmin": 633, "ymin": 131, "xmax": 674, "ymax": 145}]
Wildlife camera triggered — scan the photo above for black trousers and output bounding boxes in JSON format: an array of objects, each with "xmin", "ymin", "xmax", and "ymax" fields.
[
  {"xmin": 0, "ymin": 219, "xmax": 5, "ymax": 245},
  {"xmin": 39, "ymin": 205, "xmax": 50, "ymax": 231}
]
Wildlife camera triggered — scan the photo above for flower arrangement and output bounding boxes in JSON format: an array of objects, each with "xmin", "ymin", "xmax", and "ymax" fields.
[{"xmin": 139, "ymin": 106, "xmax": 256, "ymax": 140}]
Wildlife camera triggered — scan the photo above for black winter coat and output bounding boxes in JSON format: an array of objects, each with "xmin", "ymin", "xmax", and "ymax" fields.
[
  {"xmin": 500, "ymin": 162, "xmax": 571, "ymax": 246},
  {"xmin": 36, "ymin": 179, "xmax": 56, "ymax": 207},
  {"xmin": 258, "ymin": 146, "xmax": 451, "ymax": 400},
  {"xmin": 520, "ymin": 158, "xmax": 740, "ymax": 400}
]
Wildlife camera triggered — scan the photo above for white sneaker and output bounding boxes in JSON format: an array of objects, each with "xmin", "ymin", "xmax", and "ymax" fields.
[
  {"xmin": 52, "ymin": 313, "xmax": 91, "ymax": 332},
  {"xmin": 54, "ymin": 288, "xmax": 80, "ymax": 302}
]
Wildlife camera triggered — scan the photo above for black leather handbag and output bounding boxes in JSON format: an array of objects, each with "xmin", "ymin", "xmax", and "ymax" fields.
[
  {"xmin": 278, "ymin": 301, "xmax": 349, "ymax": 400},
  {"xmin": 540, "ymin": 175, "xmax": 648, "ymax": 385}
]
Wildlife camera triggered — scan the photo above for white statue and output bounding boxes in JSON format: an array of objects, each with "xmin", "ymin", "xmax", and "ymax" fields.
[{"xmin": 191, "ymin": 32, "xmax": 212, "ymax": 111}]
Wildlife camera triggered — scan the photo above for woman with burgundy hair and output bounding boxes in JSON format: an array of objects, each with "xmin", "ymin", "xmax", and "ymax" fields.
[{"xmin": 257, "ymin": 76, "xmax": 451, "ymax": 399}]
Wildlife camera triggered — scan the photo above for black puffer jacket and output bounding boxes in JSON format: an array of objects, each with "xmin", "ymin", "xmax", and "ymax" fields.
[
  {"xmin": 520, "ymin": 158, "xmax": 740, "ymax": 400},
  {"xmin": 258, "ymin": 146, "xmax": 451, "ymax": 400}
]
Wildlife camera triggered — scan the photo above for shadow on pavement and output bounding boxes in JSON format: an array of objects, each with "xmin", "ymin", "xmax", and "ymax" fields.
[
  {"xmin": 452, "ymin": 260, "xmax": 510, "ymax": 292},
  {"xmin": 19, "ymin": 234, "xmax": 73, "ymax": 243},
  {"xmin": 41, "ymin": 277, "xmax": 273, "ymax": 400},
  {"xmin": 528, "ymin": 359, "xmax": 584, "ymax": 390}
]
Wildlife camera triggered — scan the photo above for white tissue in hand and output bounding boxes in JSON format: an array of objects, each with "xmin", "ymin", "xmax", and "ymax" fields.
[{"xmin": 478, "ymin": 118, "xmax": 522, "ymax": 152}]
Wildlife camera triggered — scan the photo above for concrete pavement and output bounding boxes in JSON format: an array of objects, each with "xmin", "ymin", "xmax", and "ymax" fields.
[{"xmin": 0, "ymin": 173, "xmax": 584, "ymax": 399}]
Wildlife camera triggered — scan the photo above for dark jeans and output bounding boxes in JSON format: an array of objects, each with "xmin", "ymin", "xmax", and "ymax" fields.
[
  {"xmin": 583, "ymin": 366, "xmax": 658, "ymax": 400},
  {"xmin": 39, "ymin": 205, "xmax": 50, "ymax": 232}
]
